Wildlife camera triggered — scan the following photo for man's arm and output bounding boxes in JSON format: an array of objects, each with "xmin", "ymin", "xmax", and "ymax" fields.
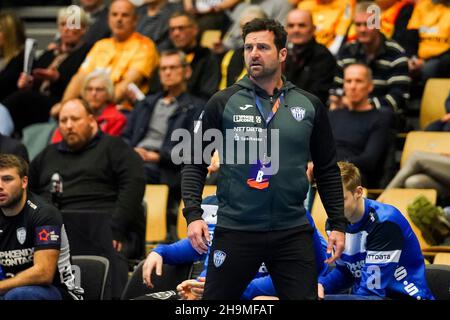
[
  {"xmin": 182, "ymin": 90, "xmax": 228, "ymax": 253},
  {"xmin": 114, "ymin": 69, "xmax": 144, "ymax": 103},
  {"xmin": 318, "ymin": 261, "xmax": 355, "ymax": 295},
  {"xmin": 0, "ymin": 249, "xmax": 59, "ymax": 294},
  {"xmin": 109, "ymin": 138, "xmax": 146, "ymax": 244},
  {"xmin": 308, "ymin": 93, "xmax": 346, "ymax": 261},
  {"xmin": 309, "ymin": 94, "xmax": 347, "ymax": 232},
  {"xmin": 371, "ymin": 50, "xmax": 410, "ymax": 112},
  {"xmin": 61, "ymin": 70, "xmax": 87, "ymax": 102}
]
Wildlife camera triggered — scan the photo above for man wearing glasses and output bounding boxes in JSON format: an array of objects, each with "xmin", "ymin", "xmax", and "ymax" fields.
[
  {"xmin": 122, "ymin": 50, "xmax": 205, "ymax": 243},
  {"xmin": 150, "ymin": 12, "xmax": 220, "ymax": 100}
]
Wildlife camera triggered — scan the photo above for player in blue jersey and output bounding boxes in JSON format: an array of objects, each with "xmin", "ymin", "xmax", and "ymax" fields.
[
  {"xmin": 318, "ymin": 162, "xmax": 434, "ymax": 300},
  {"xmin": 141, "ymin": 195, "xmax": 330, "ymax": 300}
]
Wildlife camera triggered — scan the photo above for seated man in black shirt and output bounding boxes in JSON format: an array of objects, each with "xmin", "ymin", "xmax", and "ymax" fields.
[
  {"xmin": 29, "ymin": 99, "xmax": 145, "ymax": 299},
  {"xmin": 329, "ymin": 63, "xmax": 391, "ymax": 187},
  {"xmin": 0, "ymin": 154, "xmax": 82, "ymax": 300}
]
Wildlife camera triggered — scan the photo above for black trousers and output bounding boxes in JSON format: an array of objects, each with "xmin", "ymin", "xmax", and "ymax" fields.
[{"xmin": 203, "ymin": 225, "xmax": 318, "ymax": 300}]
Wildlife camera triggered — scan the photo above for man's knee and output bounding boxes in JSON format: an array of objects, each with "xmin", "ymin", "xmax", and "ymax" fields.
[
  {"xmin": 404, "ymin": 174, "xmax": 430, "ymax": 189},
  {"xmin": 3, "ymin": 286, "xmax": 61, "ymax": 300}
]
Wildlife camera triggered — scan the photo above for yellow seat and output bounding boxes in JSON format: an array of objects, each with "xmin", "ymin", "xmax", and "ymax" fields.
[
  {"xmin": 200, "ymin": 29, "xmax": 221, "ymax": 50},
  {"xmin": 144, "ymin": 184, "xmax": 169, "ymax": 244},
  {"xmin": 433, "ymin": 253, "xmax": 450, "ymax": 266},
  {"xmin": 377, "ymin": 188, "xmax": 450, "ymax": 255},
  {"xmin": 400, "ymin": 131, "xmax": 450, "ymax": 168},
  {"xmin": 419, "ymin": 78, "xmax": 450, "ymax": 130},
  {"xmin": 177, "ymin": 185, "xmax": 217, "ymax": 239}
]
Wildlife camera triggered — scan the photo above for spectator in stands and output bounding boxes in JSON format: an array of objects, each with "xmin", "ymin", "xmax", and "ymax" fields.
[
  {"xmin": 51, "ymin": 69, "xmax": 127, "ymax": 142},
  {"xmin": 218, "ymin": 5, "xmax": 267, "ymax": 90},
  {"xmin": 182, "ymin": 0, "xmax": 243, "ymax": 37},
  {"xmin": 284, "ymin": 8, "xmax": 336, "ymax": 105},
  {"xmin": 29, "ymin": 99, "xmax": 145, "ymax": 298},
  {"xmin": 122, "ymin": 50, "xmax": 204, "ymax": 242},
  {"xmin": 425, "ymin": 91, "xmax": 450, "ymax": 132},
  {"xmin": 2, "ymin": 7, "xmax": 89, "ymax": 136},
  {"xmin": 290, "ymin": 0, "xmax": 355, "ymax": 55},
  {"xmin": 329, "ymin": 63, "xmax": 391, "ymax": 188},
  {"xmin": 0, "ymin": 12, "xmax": 26, "ymax": 101},
  {"xmin": 0, "ymin": 134, "xmax": 29, "ymax": 162},
  {"xmin": 150, "ymin": 11, "xmax": 219, "ymax": 100},
  {"xmin": 331, "ymin": 1, "xmax": 410, "ymax": 121},
  {"xmin": 407, "ymin": 0, "xmax": 450, "ymax": 81},
  {"xmin": 61, "ymin": 0, "xmax": 159, "ymax": 108},
  {"xmin": 318, "ymin": 161, "xmax": 435, "ymax": 300},
  {"xmin": 220, "ymin": 0, "xmax": 293, "ymax": 53},
  {"xmin": 386, "ymin": 151, "xmax": 450, "ymax": 202},
  {"xmin": 80, "ymin": 0, "xmax": 111, "ymax": 47},
  {"xmin": 0, "ymin": 154, "xmax": 82, "ymax": 300},
  {"xmin": 345, "ymin": 0, "xmax": 415, "ymax": 56},
  {"xmin": 136, "ymin": 0, "xmax": 183, "ymax": 51}
]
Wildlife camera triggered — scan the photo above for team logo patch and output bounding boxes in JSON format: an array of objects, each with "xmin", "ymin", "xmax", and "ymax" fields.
[
  {"xmin": 16, "ymin": 227, "xmax": 26, "ymax": 245},
  {"xmin": 240, "ymin": 104, "xmax": 254, "ymax": 111},
  {"xmin": 213, "ymin": 250, "xmax": 226, "ymax": 268},
  {"xmin": 290, "ymin": 107, "xmax": 305, "ymax": 122},
  {"xmin": 35, "ymin": 226, "xmax": 61, "ymax": 245}
]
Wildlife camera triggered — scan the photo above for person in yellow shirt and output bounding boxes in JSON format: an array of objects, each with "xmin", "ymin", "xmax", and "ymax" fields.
[
  {"xmin": 61, "ymin": 0, "xmax": 159, "ymax": 107},
  {"xmin": 407, "ymin": 0, "xmax": 450, "ymax": 81},
  {"xmin": 346, "ymin": 0, "xmax": 415, "ymax": 55},
  {"xmin": 290, "ymin": 0, "xmax": 355, "ymax": 55}
]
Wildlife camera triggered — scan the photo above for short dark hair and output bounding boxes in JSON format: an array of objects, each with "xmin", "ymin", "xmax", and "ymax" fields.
[
  {"xmin": 242, "ymin": 18, "xmax": 287, "ymax": 51},
  {"xmin": 0, "ymin": 154, "xmax": 29, "ymax": 178},
  {"xmin": 170, "ymin": 11, "xmax": 197, "ymax": 27},
  {"xmin": 160, "ymin": 49, "xmax": 189, "ymax": 67}
]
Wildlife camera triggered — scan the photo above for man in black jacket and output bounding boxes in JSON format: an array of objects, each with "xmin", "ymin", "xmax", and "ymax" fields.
[
  {"xmin": 284, "ymin": 9, "xmax": 336, "ymax": 105},
  {"xmin": 150, "ymin": 12, "xmax": 220, "ymax": 100},
  {"xmin": 29, "ymin": 99, "xmax": 145, "ymax": 299},
  {"xmin": 182, "ymin": 18, "xmax": 346, "ymax": 300},
  {"xmin": 123, "ymin": 49, "xmax": 204, "ymax": 242}
]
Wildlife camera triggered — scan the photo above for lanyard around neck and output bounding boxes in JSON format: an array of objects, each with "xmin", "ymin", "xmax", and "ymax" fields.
[{"xmin": 254, "ymin": 90, "xmax": 284, "ymax": 126}]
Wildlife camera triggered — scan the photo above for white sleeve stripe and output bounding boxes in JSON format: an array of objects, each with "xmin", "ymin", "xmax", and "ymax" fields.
[{"xmin": 366, "ymin": 250, "xmax": 402, "ymax": 264}]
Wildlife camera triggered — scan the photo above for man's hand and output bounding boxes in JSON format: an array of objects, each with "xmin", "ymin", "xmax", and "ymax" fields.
[
  {"xmin": 318, "ymin": 283, "xmax": 325, "ymax": 299},
  {"xmin": 324, "ymin": 230, "xmax": 345, "ymax": 264},
  {"xmin": 134, "ymin": 148, "xmax": 160, "ymax": 163},
  {"xmin": 441, "ymin": 113, "xmax": 450, "ymax": 122},
  {"xmin": 17, "ymin": 72, "xmax": 34, "ymax": 89},
  {"xmin": 176, "ymin": 277, "xmax": 205, "ymax": 300},
  {"xmin": 142, "ymin": 251, "xmax": 163, "ymax": 288},
  {"xmin": 32, "ymin": 68, "xmax": 60, "ymax": 82},
  {"xmin": 112, "ymin": 240, "xmax": 123, "ymax": 252},
  {"xmin": 187, "ymin": 220, "xmax": 210, "ymax": 254}
]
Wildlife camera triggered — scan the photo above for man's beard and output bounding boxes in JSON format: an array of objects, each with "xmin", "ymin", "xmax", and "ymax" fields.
[
  {"xmin": 0, "ymin": 188, "xmax": 24, "ymax": 210},
  {"xmin": 247, "ymin": 64, "xmax": 277, "ymax": 81}
]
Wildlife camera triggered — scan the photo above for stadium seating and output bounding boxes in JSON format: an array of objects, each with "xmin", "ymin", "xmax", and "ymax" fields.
[
  {"xmin": 433, "ymin": 253, "xmax": 450, "ymax": 266},
  {"xmin": 72, "ymin": 255, "xmax": 110, "ymax": 300},
  {"xmin": 419, "ymin": 78, "xmax": 450, "ymax": 129},
  {"xmin": 177, "ymin": 185, "xmax": 217, "ymax": 239},
  {"xmin": 425, "ymin": 264, "xmax": 450, "ymax": 300},
  {"xmin": 377, "ymin": 188, "xmax": 450, "ymax": 254},
  {"xmin": 144, "ymin": 184, "xmax": 169, "ymax": 245},
  {"xmin": 400, "ymin": 131, "xmax": 450, "ymax": 168},
  {"xmin": 120, "ymin": 259, "xmax": 193, "ymax": 300}
]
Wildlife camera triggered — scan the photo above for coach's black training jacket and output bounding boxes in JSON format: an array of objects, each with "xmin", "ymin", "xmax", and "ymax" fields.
[{"xmin": 182, "ymin": 75, "xmax": 346, "ymax": 233}]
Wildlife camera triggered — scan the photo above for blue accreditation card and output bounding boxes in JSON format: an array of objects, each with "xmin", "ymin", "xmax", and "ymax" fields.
[{"xmin": 247, "ymin": 160, "xmax": 272, "ymax": 190}]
